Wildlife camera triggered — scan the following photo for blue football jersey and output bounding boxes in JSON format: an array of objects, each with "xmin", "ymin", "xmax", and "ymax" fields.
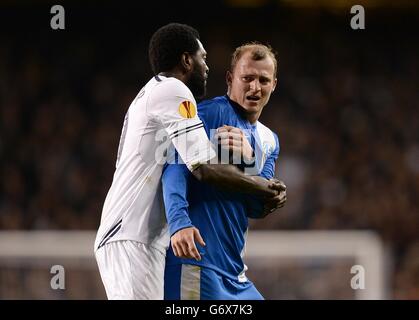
[{"xmin": 162, "ymin": 95, "xmax": 280, "ymax": 281}]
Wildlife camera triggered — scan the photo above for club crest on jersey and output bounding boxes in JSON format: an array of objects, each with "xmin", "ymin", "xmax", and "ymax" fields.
[{"xmin": 178, "ymin": 100, "xmax": 196, "ymax": 119}]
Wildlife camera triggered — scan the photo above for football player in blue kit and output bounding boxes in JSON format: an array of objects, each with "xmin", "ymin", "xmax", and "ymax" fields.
[{"xmin": 163, "ymin": 43, "xmax": 287, "ymax": 300}]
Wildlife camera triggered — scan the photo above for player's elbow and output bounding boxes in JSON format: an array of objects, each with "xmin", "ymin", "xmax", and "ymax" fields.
[
  {"xmin": 192, "ymin": 163, "xmax": 238, "ymax": 184},
  {"xmin": 191, "ymin": 164, "xmax": 209, "ymax": 182},
  {"xmin": 192, "ymin": 163, "xmax": 224, "ymax": 183}
]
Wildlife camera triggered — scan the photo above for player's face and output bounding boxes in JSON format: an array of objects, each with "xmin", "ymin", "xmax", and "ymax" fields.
[
  {"xmin": 187, "ymin": 39, "xmax": 209, "ymax": 99},
  {"xmin": 227, "ymin": 51, "xmax": 277, "ymax": 122}
]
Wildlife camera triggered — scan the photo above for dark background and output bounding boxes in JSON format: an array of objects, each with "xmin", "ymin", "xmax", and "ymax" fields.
[{"xmin": 0, "ymin": 0, "xmax": 418, "ymax": 298}]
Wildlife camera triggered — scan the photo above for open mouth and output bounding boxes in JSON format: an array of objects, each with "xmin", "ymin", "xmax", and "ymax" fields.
[{"xmin": 246, "ymin": 96, "xmax": 260, "ymax": 101}]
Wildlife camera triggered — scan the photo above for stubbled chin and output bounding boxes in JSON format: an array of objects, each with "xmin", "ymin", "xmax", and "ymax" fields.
[{"xmin": 244, "ymin": 101, "xmax": 260, "ymax": 110}]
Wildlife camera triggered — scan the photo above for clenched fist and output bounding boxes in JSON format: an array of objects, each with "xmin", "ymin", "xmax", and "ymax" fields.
[{"xmin": 215, "ymin": 125, "xmax": 254, "ymax": 164}]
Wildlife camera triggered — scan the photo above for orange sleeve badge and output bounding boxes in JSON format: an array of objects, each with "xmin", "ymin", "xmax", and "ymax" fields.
[{"xmin": 178, "ymin": 100, "xmax": 197, "ymax": 119}]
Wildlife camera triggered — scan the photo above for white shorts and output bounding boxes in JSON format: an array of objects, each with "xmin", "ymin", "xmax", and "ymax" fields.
[{"xmin": 95, "ymin": 240, "xmax": 166, "ymax": 300}]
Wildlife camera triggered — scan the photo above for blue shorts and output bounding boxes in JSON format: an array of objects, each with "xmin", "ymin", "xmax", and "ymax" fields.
[{"xmin": 164, "ymin": 264, "xmax": 264, "ymax": 300}]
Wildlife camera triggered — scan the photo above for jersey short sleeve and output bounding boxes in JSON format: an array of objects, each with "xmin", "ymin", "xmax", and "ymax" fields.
[{"xmin": 147, "ymin": 78, "xmax": 216, "ymax": 171}]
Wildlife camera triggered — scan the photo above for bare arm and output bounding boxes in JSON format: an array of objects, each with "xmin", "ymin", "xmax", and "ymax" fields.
[
  {"xmin": 191, "ymin": 125, "xmax": 284, "ymax": 197},
  {"xmin": 191, "ymin": 163, "xmax": 282, "ymax": 197}
]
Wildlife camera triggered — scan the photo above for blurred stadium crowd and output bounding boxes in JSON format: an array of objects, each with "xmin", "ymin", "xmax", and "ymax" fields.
[{"xmin": 0, "ymin": 3, "xmax": 418, "ymax": 298}]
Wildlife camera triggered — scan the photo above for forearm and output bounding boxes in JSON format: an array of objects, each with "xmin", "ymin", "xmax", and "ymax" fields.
[
  {"xmin": 192, "ymin": 164, "xmax": 277, "ymax": 197},
  {"xmin": 166, "ymin": 205, "xmax": 194, "ymax": 236},
  {"xmin": 162, "ymin": 164, "xmax": 194, "ymax": 236}
]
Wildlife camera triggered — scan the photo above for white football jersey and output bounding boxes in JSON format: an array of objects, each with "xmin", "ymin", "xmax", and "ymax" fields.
[{"xmin": 94, "ymin": 75, "xmax": 216, "ymax": 253}]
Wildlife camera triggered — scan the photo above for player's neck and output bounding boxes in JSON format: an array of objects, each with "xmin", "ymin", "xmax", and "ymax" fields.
[
  {"xmin": 159, "ymin": 70, "xmax": 188, "ymax": 84},
  {"xmin": 247, "ymin": 114, "xmax": 259, "ymax": 125}
]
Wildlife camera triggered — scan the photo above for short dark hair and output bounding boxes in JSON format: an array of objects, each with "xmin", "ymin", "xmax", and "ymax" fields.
[{"xmin": 148, "ymin": 23, "xmax": 200, "ymax": 74}]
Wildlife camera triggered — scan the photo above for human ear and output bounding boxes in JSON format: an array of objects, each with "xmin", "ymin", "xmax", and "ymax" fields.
[
  {"xmin": 181, "ymin": 53, "xmax": 193, "ymax": 72},
  {"xmin": 272, "ymin": 78, "xmax": 278, "ymax": 92},
  {"xmin": 226, "ymin": 71, "xmax": 233, "ymax": 87}
]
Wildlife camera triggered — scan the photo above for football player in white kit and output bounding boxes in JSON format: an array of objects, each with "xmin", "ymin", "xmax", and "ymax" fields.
[{"xmin": 94, "ymin": 23, "xmax": 283, "ymax": 299}]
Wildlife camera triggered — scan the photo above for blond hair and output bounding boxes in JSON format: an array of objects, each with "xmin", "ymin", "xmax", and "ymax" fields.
[{"xmin": 230, "ymin": 42, "xmax": 278, "ymax": 77}]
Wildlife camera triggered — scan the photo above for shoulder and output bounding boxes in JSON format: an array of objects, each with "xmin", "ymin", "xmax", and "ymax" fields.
[
  {"xmin": 198, "ymin": 95, "xmax": 230, "ymax": 112},
  {"xmin": 150, "ymin": 77, "xmax": 195, "ymax": 103},
  {"xmin": 197, "ymin": 95, "xmax": 234, "ymax": 120},
  {"xmin": 196, "ymin": 96, "xmax": 233, "ymax": 127}
]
